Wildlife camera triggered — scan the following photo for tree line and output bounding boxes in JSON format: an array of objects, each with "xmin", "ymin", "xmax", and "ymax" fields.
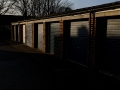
[{"xmin": 0, "ymin": 0, "xmax": 74, "ymax": 16}]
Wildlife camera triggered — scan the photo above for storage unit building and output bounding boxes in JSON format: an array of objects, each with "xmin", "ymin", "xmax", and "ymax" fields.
[{"xmin": 11, "ymin": 1, "xmax": 120, "ymax": 79}]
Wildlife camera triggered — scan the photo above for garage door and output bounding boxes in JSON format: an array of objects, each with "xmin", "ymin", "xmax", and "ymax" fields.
[
  {"xmin": 23, "ymin": 25, "xmax": 26, "ymax": 43},
  {"xmin": 70, "ymin": 21, "xmax": 89, "ymax": 66},
  {"xmin": 105, "ymin": 19, "xmax": 120, "ymax": 75},
  {"xmin": 26, "ymin": 24, "xmax": 32, "ymax": 47},
  {"xmin": 38, "ymin": 24, "xmax": 43, "ymax": 51},
  {"xmin": 50, "ymin": 23, "xmax": 63, "ymax": 57}
]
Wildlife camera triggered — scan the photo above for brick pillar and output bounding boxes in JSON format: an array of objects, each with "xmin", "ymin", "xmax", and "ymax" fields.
[
  {"xmin": 32, "ymin": 23, "xmax": 34, "ymax": 48},
  {"xmin": 89, "ymin": 12, "xmax": 96, "ymax": 71},
  {"xmin": 59, "ymin": 20, "xmax": 64, "ymax": 58},
  {"xmin": 43, "ymin": 22, "xmax": 46, "ymax": 52},
  {"xmin": 25, "ymin": 24, "xmax": 27, "ymax": 44}
]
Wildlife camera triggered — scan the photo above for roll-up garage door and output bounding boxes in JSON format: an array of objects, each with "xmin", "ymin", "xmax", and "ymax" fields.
[
  {"xmin": 38, "ymin": 24, "xmax": 43, "ymax": 51},
  {"xmin": 50, "ymin": 23, "xmax": 62, "ymax": 57},
  {"xmin": 70, "ymin": 21, "xmax": 89, "ymax": 66},
  {"xmin": 26, "ymin": 24, "xmax": 32, "ymax": 47},
  {"xmin": 105, "ymin": 19, "xmax": 120, "ymax": 75},
  {"xmin": 23, "ymin": 25, "xmax": 26, "ymax": 43}
]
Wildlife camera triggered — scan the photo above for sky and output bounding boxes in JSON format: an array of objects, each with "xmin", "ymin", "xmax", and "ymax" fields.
[
  {"xmin": 69, "ymin": 0, "xmax": 119, "ymax": 9},
  {"xmin": 7, "ymin": 0, "xmax": 120, "ymax": 15}
]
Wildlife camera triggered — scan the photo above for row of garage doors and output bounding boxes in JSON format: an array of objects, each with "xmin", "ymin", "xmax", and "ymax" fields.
[
  {"xmin": 12, "ymin": 20, "xmax": 89, "ymax": 66},
  {"xmin": 12, "ymin": 18, "xmax": 120, "ymax": 77}
]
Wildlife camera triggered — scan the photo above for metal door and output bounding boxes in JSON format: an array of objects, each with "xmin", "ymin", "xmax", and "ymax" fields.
[
  {"xmin": 70, "ymin": 21, "xmax": 89, "ymax": 66},
  {"xmin": 105, "ymin": 19, "xmax": 120, "ymax": 76},
  {"xmin": 23, "ymin": 25, "xmax": 26, "ymax": 43},
  {"xmin": 26, "ymin": 24, "xmax": 32, "ymax": 47},
  {"xmin": 38, "ymin": 24, "xmax": 43, "ymax": 51},
  {"xmin": 50, "ymin": 23, "xmax": 62, "ymax": 57}
]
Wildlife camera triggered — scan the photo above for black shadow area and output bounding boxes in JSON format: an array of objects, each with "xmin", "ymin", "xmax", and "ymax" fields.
[
  {"xmin": 0, "ymin": 40, "xmax": 120, "ymax": 90},
  {"xmin": 69, "ymin": 25, "xmax": 89, "ymax": 66},
  {"xmin": 0, "ymin": 50, "xmax": 88, "ymax": 90},
  {"xmin": 0, "ymin": 50, "xmax": 119, "ymax": 90}
]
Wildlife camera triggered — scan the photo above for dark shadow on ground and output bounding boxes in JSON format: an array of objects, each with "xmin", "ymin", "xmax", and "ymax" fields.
[
  {"xmin": 0, "ymin": 40, "xmax": 120, "ymax": 90},
  {"xmin": 0, "ymin": 50, "xmax": 87, "ymax": 90},
  {"xmin": 0, "ymin": 50, "xmax": 120, "ymax": 90}
]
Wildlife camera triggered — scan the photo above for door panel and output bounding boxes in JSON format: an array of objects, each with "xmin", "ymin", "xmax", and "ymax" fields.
[
  {"xmin": 70, "ymin": 21, "xmax": 89, "ymax": 66},
  {"xmin": 38, "ymin": 24, "xmax": 43, "ymax": 51}
]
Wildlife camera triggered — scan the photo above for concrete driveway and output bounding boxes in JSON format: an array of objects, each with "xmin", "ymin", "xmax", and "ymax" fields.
[{"xmin": 0, "ymin": 40, "xmax": 119, "ymax": 90}]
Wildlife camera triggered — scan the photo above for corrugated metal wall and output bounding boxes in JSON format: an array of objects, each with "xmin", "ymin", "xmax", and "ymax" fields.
[
  {"xmin": 70, "ymin": 21, "xmax": 89, "ymax": 66},
  {"xmin": 26, "ymin": 24, "xmax": 32, "ymax": 47},
  {"xmin": 50, "ymin": 22, "xmax": 63, "ymax": 57},
  {"xmin": 38, "ymin": 24, "xmax": 43, "ymax": 51},
  {"xmin": 105, "ymin": 19, "xmax": 120, "ymax": 76}
]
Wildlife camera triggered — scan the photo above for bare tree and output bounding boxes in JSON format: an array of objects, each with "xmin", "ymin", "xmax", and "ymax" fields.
[
  {"xmin": 0, "ymin": 0, "xmax": 16, "ymax": 15},
  {"xmin": 48, "ymin": 0, "xmax": 73, "ymax": 14},
  {"xmin": 12, "ymin": 0, "xmax": 29, "ymax": 16},
  {"xmin": 13, "ymin": 0, "xmax": 74, "ymax": 16}
]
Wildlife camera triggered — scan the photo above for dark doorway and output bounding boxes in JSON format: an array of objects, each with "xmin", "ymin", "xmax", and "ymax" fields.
[
  {"xmin": 16, "ymin": 25, "xmax": 18, "ymax": 41},
  {"xmin": 63, "ymin": 20, "xmax": 70, "ymax": 59},
  {"xmin": 96, "ymin": 17, "xmax": 107, "ymax": 71},
  {"xmin": 19, "ymin": 25, "xmax": 23, "ymax": 43},
  {"xmin": 34, "ymin": 23, "xmax": 38, "ymax": 48},
  {"xmin": 12, "ymin": 25, "xmax": 14, "ymax": 40},
  {"xmin": 46, "ymin": 23, "xmax": 50, "ymax": 53}
]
